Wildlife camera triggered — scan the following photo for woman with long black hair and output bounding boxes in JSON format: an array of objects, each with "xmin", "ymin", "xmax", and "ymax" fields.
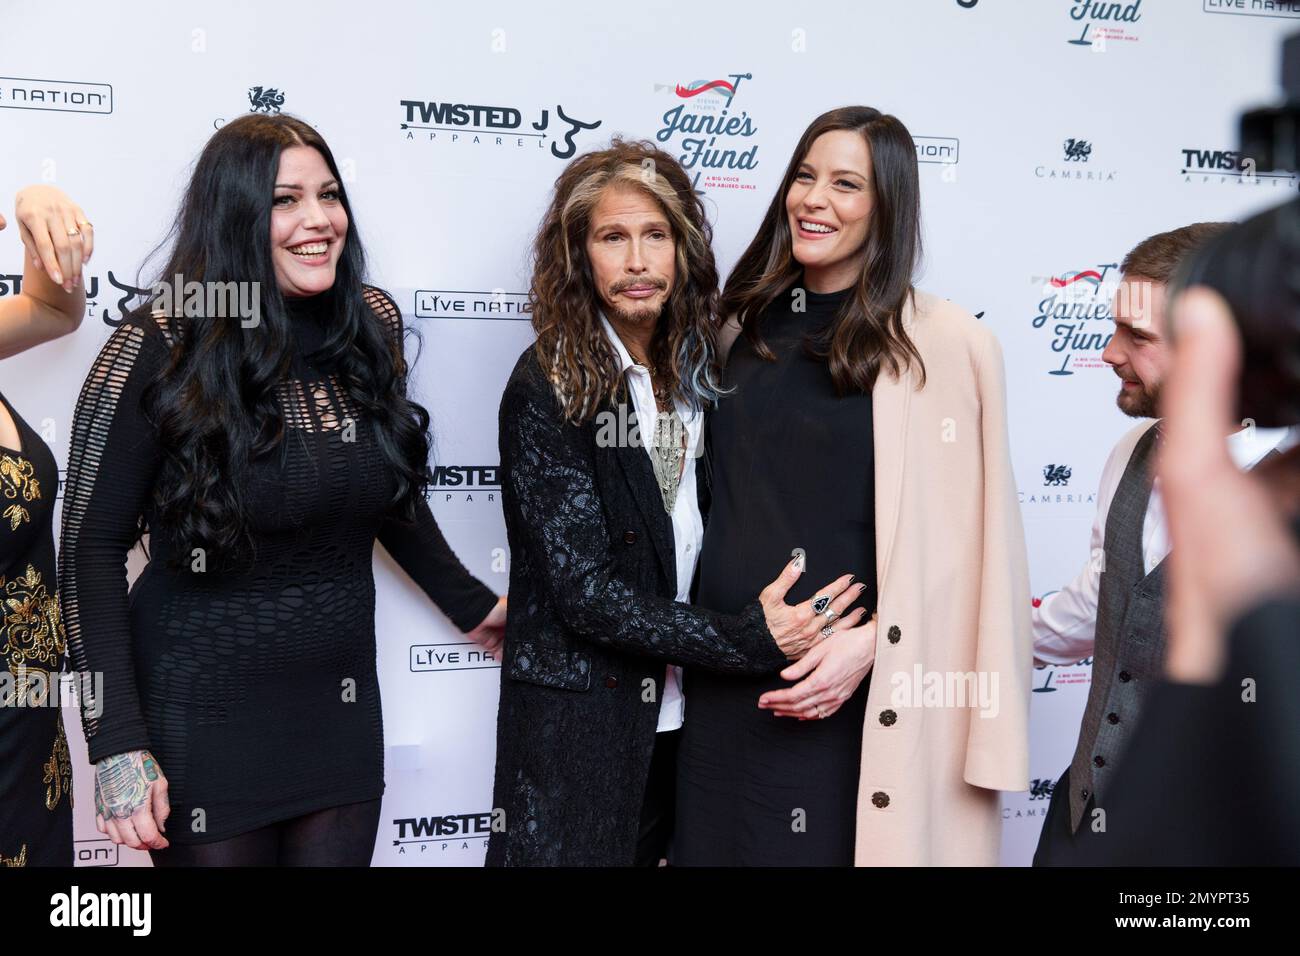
[
  {"xmin": 59, "ymin": 114, "xmax": 506, "ymax": 866},
  {"xmin": 674, "ymin": 106, "xmax": 1031, "ymax": 866}
]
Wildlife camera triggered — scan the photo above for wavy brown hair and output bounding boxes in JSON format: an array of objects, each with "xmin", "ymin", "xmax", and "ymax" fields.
[
  {"xmin": 721, "ymin": 106, "xmax": 926, "ymax": 393},
  {"xmin": 529, "ymin": 138, "xmax": 726, "ymax": 423}
]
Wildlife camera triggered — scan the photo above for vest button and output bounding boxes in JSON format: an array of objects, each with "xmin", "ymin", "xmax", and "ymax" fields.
[
  {"xmin": 871, "ymin": 791, "xmax": 890, "ymax": 809},
  {"xmin": 887, "ymin": 625, "xmax": 901, "ymax": 644},
  {"xmin": 1118, "ymin": 670, "xmax": 1131, "ymax": 682},
  {"xmin": 623, "ymin": 531, "xmax": 637, "ymax": 544},
  {"xmin": 879, "ymin": 709, "xmax": 897, "ymax": 727},
  {"xmin": 1093, "ymin": 755, "xmax": 1106, "ymax": 768},
  {"xmin": 1107, "ymin": 712, "xmax": 1120, "ymax": 725},
  {"xmin": 604, "ymin": 676, "xmax": 618, "ymax": 689},
  {"xmin": 1081, "ymin": 788, "xmax": 1090, "ymax": 799}
]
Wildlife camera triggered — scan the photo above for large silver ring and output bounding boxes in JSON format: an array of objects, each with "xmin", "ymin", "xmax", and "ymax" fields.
[
  {"xmin": 820, "ymin": 623, "xmax": 834, "ymax": 639},
  {"xmin": 811, "ymin": 594, "xmax": 830, "ymax": 615},
  {"xmin": 821, "ymin": 607, "xmax": 839, "ymax": 622}
]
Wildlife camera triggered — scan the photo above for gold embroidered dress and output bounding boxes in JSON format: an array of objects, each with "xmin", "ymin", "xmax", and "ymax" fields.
[{"xmin": 0, "ymin": 390, "xmax": 73, "ymax": 866}]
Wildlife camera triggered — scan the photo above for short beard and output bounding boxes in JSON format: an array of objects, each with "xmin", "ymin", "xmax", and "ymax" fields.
[
  {"xmin": 605, "ymin": 295, "xmax": 666, "ymax": 329},
  {"xmin": 1117, "ymin": 382, "xmax": 1160, "ymax": 419}
]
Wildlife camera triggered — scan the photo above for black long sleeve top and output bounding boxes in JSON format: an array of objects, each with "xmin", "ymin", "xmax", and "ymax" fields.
[{"xmin": 58, "ymin": 286, "xmax": 498, "ymax": 843}]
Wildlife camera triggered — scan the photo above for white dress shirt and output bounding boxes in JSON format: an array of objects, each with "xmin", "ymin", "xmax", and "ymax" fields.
[
  {"xmin": 600, "ymin": 313, "xmax": 704, "ymax": 732},
  {"xmin": 1033, "ymin": 419, "xmax": 1296, "ymax": 665}
]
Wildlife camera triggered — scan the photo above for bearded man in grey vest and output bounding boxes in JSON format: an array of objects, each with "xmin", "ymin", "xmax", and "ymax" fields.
[{"xmin": 1031, "ymin": 222, "xmax": 1299, "ymax": 865}]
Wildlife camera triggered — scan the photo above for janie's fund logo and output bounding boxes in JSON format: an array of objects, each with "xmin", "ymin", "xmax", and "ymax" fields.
[
  {"xmin": 654, "ymin": 72, "xmax": 759, "ymax": 193},
  {"xmin": 1065, "ymin": 0, "xmax": 1143, "ymax": 48},
  {"xmin": 1030, "ymin": 264, "xmax": 1117, "ymax": 374}
]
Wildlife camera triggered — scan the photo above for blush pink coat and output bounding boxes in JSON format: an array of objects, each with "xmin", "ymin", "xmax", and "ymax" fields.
[{"xmin": 719, "ymin": 288, "xmax": 1033, "ymax": 866}]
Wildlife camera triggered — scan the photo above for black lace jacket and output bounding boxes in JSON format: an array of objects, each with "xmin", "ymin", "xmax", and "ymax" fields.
[{"xmin": 486, "ymin": 345, "xmax": 787, "ymax": 867}]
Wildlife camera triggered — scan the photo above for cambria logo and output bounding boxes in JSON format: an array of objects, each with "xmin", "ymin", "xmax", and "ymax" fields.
[
  {"xmin": 1063, "ymin": 138, "xmax": 1092, "ymax": 162},
  {"xmin": 1043, "ymin": 464, "xmax": 1072, "ymax": 486},
  {"xmin": 248, "ymin": 86, "xmax": 285, "ymax": 114}
]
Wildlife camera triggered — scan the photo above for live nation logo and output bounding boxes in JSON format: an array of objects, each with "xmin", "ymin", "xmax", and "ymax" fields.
[
  {"xmin": 653, "ymin": 72, "xmax": 760, "ymax": 193},
  {"xmin": 399, "ymin": 97, "xmax": 601, "ymax": 159},
  {"xmin": 414, "ymin": 288, "xmax": 532, "ymax": 322},
  {"xmin": 0, "ymin": 76, "xmax": 112, "ymax": 113},
  {"xmin": 1064, "ymin": 0, "xmax": 1143, "ymax": 48},
  {"xmin": 410, "ymin": 641, "xmax": 499, "ymax": 672},
  {"xmin": 1202, "ymin": 0, "xmax": 1300, "ymax": 19},
  {"xmin": 1035, "ymin": 137, "xmax": 1118, "ymax": 183},
  {"xmin": 1179, "ymin": 147, "xmax": 1299, "ymax": 188},
  {"xmin": 914, "ymin": 136, "xmax": 960, "ymax": 167},
  {"xmin": 1030, "ymin": 263, "xmax": 1117, "ymax": 373}
]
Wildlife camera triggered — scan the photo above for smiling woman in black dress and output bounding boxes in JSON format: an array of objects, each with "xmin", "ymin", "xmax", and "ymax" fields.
[
  {"xmin": 57, "ymin": 115, "xmax": 505, "ymax": 867},
  {"xmin": 0, "ymin": 183, "xmax": 93, "ymax": 866},
  {"xmin": 675, "ymin": 107, "xmax": 924, "ymax": 866}
]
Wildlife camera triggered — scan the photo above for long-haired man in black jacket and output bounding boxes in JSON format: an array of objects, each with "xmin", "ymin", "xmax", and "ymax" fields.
[{"xmin": 486, "ymin": 139, "xmax": 871, "ymax": 866}]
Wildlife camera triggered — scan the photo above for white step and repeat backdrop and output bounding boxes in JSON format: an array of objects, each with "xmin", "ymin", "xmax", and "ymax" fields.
[{"xmin": 1, "ymin": 0, "xmax": 1296, "ymax": 867}]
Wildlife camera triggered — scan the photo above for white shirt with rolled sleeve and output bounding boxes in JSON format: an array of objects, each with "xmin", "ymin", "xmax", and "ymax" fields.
[
  {"xmin": 599, "ymin": 313, "xmax": 703, "ymax": 732},
  {"xmin": 1033, "ymin": 419, "xmax": 1296, "ymax": 666}
]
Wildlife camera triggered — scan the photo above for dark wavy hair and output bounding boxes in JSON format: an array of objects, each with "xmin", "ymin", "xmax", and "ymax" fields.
[
  {"xmin": 529, "ymin": 137, "xmax": 726, "ymax": 424},
  {"xmin": 721, "ymin": 105, "xmax": 926, "ymax": 393},
  {"xmin": 135, "ymin": 113, "xmax": 431, "ymax": 566}
]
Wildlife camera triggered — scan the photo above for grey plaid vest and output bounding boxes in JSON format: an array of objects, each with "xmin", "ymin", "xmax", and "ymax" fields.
[{"xmin": 1068, "ymin": 422, "xmax": 1165, "ymax": 833}]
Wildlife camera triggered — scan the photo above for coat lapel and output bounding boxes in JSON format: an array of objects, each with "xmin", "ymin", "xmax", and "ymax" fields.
[
  {"xmin": 871, "ymin": 293, "xmax": 917, "ymax": 596},
  {"xmin": 610, "ymin": 410, "xmax": 678, "ymax": 595}
]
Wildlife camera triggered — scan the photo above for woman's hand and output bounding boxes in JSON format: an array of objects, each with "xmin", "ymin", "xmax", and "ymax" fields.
[
  {"xmin": 758, "ymin": 616, "xmax": 878, "ymax": 719},
  {"xmin": 14, "ymin": 184, "xmax": 93, "ymax": 293},
  {"xmin": 94, "ymin": 750, "xmax": 170, "ymax": 850},
  {"xmin": 466, "ymin": 595, "xmax": 507, "ymax": 654},
  {"xmin": 759, "ymin": 556, "xmax": 868, "ymax": 660}
]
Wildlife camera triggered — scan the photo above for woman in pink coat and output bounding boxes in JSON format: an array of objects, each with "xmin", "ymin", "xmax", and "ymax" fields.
[{"xmin": 674, "ymin": 106, "xmax": 1032, "ymax": 866}]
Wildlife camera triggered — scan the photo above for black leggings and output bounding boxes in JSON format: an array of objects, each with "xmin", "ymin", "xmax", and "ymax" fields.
[{"xmin": 148, "ymin": 797, "xmax": 382, "ymax": 867}]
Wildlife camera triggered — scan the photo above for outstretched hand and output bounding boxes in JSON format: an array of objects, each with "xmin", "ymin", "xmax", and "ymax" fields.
[{"xmin": 466, "ymin": 595, "xmax": 507, "ymax": 655}]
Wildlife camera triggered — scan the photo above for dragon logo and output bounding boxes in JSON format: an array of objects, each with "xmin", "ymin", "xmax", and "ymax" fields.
[
  {"xmin": 1063, "ymin": 138, "xmax": 1092, "ymax": 162},
  {"xmin": 1043, "ymin": 464, "xmax": 1072, "ymax": 487},
  {"xmin": 248, "ymin": 86, "xmax": 285, "ymax": 114},
  {"xmin": 1029, "ymin": 778, "xmax": 1056, "ymax": 801}
]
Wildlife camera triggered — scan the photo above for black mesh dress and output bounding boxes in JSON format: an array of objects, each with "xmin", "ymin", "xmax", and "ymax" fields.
[
  {"xmin": 0, "ymin": 390, "xmax": 73, "ymax": 866},
  {"xmin": 59, "ymin": 287, "xmax": 498, "ymax": 845}
]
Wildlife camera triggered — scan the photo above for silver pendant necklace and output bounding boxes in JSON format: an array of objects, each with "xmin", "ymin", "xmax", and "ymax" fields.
[
  {"xmin": 649, "ymin": 406, "xmax": 685, "ymax": 515},
  {"xmin": 633, "ymin": 350, "xmax": 685, "ymax": 515}
]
